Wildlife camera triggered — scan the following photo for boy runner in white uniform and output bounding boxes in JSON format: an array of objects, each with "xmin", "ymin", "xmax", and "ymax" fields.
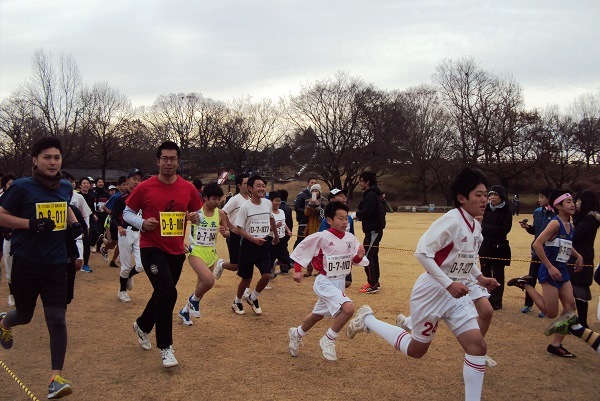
[
  {"xmin": 288, "ymin": 201, "xmax": 368, "ymax": 361},
  {"xmin": 346, "ymin": 166, "xmax": 499, "ymax": 401}
]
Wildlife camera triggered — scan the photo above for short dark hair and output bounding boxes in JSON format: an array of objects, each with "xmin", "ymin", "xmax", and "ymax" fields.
[
  {"xmin": 450, "ymin": 166, "xmax": 489, "ymax": 208},
  {"xmin": 359, "ymin": 171, "xmax": 377, "ymax": 187},
  {"xmin": 269, "ymin": 191, "xmax": 281, "ymax": 201},
  {"xmin": 325, "ymin": 200, "xmax": 349, "ymax": 219},
  {"xmin": 116, "ymin": 176, "xmax": 127, "ymax": 185},
  {"xmin": 203, "ymin": 182, "xmax": 223, "ymax": 199},
  {"xmin": 539, "ymin": 187, "xmax": 553, "ymax": 199},
  {"xmin": 96, "ymin": 177, "xmax": 104, "ymax": 183},
  {"xmin": 548, "ymin": 189, "xmax": 572, "ymax": 213},
  {"xmin": 193, "ymin": 179, "xmax": 203, "ymax": 190},
  {"xmin": 31, "ymin": 137, "xmax": 62, "ymax": 158},
  {"xmin": 235, "ymin": 173, "xmax": 249, "ymax": 187},
  {"xmin": 79, "ymin": 177, "xmax": 92, "ymax": 186},
  {"xmin": 248, "ymin": 175, "xmax": 265, "ymax": 188},
  {"xmin": 156, "ymin": 141, "xmax": 181, "ymax": 158},
  {"xmin": 278, "ymin": 189, "xmax": 289, "ymax": 202},
  {"xmin": 308, "ymin": 177, "xmax": 318, "ymax": 183},
  {"xmin": 1, "ymin": 173, "xmax": 16, "ymax": 189}
]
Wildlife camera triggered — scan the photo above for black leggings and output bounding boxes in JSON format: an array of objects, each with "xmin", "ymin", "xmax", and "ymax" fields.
[{"xmin": 3, "ymin": 306, "xmax": 67, "ymax": 370}]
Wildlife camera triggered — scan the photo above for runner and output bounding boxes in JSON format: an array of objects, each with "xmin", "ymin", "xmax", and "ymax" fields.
[
  {"xmin": 214, "ymin": 173, "xmax": 250, "ymax": 280},
  {"xmin": 288, "ymin": 201, "xmax": 368, "ymax": 361},
  {"xmin": 123, "ymin": 141, "xmax": 201, "ymax": 368},
  {"xmin": 507, "ymin": 190, "xmax": 584, "ymax": 358},
  {"xmin": 346, "ymin": 166, "xmax": 499, "ymax": 401},
  {"xmin": 111, "ymin": 169, "xmax": 144, "ymax": 303},
  {"xmin": 178, "ymin": 183, "xmax": 235, "ymax": 325},
  {"xmin": 0, "ymin": 137, "xmax": 80, "ymax": 399},
  {"xmin": 231, "ymin": 175, "xmax": 279, "ymax": 316}
]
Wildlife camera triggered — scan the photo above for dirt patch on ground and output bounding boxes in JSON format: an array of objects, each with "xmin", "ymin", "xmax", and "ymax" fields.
[{"xmin": 1, "ymin": 213, "xmax": 599, "ymax": 400}]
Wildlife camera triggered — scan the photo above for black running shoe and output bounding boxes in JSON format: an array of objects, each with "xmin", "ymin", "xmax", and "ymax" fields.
[
  {"xmin": 507, "ymin": 275, "xmax": 534, "ymax": 290},
  {"xmin": 546, "ymin": 344, "xmax": 576, "ymax": 358}
]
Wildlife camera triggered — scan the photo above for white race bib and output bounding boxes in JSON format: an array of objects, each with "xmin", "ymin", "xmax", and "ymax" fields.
[
  {"xmin": 556, "ymin": 239, "xmax": 572, "ymax": 263},
  {"xmin": 192, "ymin": 225, "xmax": 217, "ymax": 246},
  {"xmin": 248, "ymin": 219, "xmax": 270, "ymax": 238},
  {"xmin": 325, "ymin": 254, "xmax": 353, "ymax": 278},
  {"xmin": 448, "ymin": 253, "xmax": 476, "ymax": 279}
]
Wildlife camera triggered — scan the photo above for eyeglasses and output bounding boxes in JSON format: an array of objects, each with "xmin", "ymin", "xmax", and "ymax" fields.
[{"xmin": 159, "ymin": 156, "xmax": 179, "ymax": 163}]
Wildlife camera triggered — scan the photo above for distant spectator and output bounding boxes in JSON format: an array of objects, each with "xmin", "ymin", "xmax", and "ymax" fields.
[
  {"xmin": 512, "ymin": 195, "xmax": 520, "ymax": 216},
  {"xmin": 293, "ymin": 177, "xmax": 317, "ymax": 248}
]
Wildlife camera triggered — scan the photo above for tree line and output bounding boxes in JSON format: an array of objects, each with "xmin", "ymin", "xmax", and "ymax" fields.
[{"xmin": 1, "ymin": 49, "xmax": 599, "ymax": 203}]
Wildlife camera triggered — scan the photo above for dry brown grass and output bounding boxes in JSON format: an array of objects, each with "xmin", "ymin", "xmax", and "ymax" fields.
[{"xmin": 1, "ymin": 213, "xmax": 599, "ymax": 401}]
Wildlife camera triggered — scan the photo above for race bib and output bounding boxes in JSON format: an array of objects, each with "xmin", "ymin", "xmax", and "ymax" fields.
[
  {"xmin": 276, "ymin": 222, "xmax": 286, "ymax": 238},
  {"xmin": 325, "ymin": 254, "xmax": 353, "ymax": 278},
  {"xmin": 448, "ymin": 253, "xmax": 476, "ymax": 279},
  {"xmin": 160, "ymin": 212, "xmax": 185, "ymax": 236},
  {"xmin": 556, "ymin": 239, "xmax": 572, "ymax": 263},
  {"xmin": 192, "ymin": 225, "xmax": 217, "ymax": 246},
  {"xmin": 35, "ymin": 202, "xmax": 68, "ymax": 231},
  {"xmin": 248, "ymin": 218, "xmax": 270, "ymax": 238}
]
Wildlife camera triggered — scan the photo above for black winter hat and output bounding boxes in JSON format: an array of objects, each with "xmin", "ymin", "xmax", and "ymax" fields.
[{"xmin": 488, "ymin": 185, "xmax": 507, "ymax": 201}]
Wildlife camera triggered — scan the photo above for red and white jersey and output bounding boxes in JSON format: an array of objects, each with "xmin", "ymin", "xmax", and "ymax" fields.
[
  {"xmin": 415, "ymin": 208, "xmax": 483, "ymax": 281},
  {"xmin": 291, "ymin": 228, "xmax": 369, "ymax": 278}
]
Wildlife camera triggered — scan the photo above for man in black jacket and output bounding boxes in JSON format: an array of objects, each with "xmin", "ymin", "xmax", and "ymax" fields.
[
  {"xmin": 293, "ymin": 177, "xmax": 317, "ymax": 249},
  {"xmin": 354, "ymin": 171, "xmax": 386, "ymax": 294},
  {"xmin": 479, "ymin": 185, "xmax": 512, "ymax": 310}
]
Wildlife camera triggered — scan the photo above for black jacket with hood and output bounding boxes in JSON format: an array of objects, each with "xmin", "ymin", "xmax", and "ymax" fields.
[{"xmin": 356, "ymin": 186, "xmax": 386, "ymax": 233}]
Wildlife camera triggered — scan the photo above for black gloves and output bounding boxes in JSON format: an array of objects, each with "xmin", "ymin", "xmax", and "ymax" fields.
[{"xmin": 29, "ymin": 218, "xmax": 56, "ymax": 233}]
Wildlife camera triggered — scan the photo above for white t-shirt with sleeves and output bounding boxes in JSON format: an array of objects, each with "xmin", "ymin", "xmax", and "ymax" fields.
[
  {"xmin": 235, "ymin": 198, "xmax": 273, "ymax": 239},
  {"xmin": 222, "ymin": 193, "xmax": 249, "ymax": 225}
]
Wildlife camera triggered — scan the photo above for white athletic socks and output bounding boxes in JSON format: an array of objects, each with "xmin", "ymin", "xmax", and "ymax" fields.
[
  {"xmin": 250, "ymin": 290, "xmax": 260, "ymax": 301},
  {"xmin": 296, "ymin": 326, "xmax": 307, "ymax": 337},
  {"xmin": 463, "ymin": 354, "xmax": 486, "ymax": 401},
  {"xmin": 191, "ymin": 294, "xmax": 200, "ymax": 302},
  {"xmin": 364, "ymin": 314, "xmax": 411, "ymax": 355},
  {"xmin": 235, "ymin": 297, "xmax": 242, "ymax": 304},
  {"xmin": 326, "ymin": 328, "xmax": 338, "ymax": 341}
]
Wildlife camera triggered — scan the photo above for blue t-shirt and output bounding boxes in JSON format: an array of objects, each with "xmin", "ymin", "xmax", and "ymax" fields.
[
  {"xmin": 105, "ymin": 191, "xmax": 121, "ymax": 211},
  {"xmin": 0, "ymin": 177, "xmax": 72, "ymax": 264}
]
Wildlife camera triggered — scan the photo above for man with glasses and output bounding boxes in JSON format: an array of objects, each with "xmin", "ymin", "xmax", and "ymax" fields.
[{"xmin": 123, "ymin": 141, "xmax": 201, "ymax": 368}]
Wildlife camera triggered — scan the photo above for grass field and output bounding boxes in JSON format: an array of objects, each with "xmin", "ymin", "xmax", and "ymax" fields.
[{"xmin": 0, "ymin": 212, "xmax": 599, "ymax": 400}]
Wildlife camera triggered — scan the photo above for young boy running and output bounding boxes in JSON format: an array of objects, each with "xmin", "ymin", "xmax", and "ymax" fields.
[
  {"xmin": 178, "ymin": 183, "xmax": 235, "ymax": 325},
  {"xmin": 508, "ymin": 190, "xmax": 584, "ymax": 358},
  {"xmin": 231, "ymin": 175, "xmax": 279, "ymax": 315},
  {"xmin": 288, "ymin": 201, "xmax": 367, "ymax": 361},
  {"xmin": 266, "ymin": 191, "xmax": 292, "ymax": 288},
  {"xmin": 346, "ymin": 166, "xmax": 499, "ymax": 401}
]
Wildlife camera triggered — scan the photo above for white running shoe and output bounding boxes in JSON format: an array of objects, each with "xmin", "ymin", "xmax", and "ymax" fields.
[
  {"xmin": 396, "ymin": 314, "xmax": 411, "ymax": 332},
  {"xmin": 133, "ymin": 322, "xmax": 151, "ymax": 350},
  {"xmin": 246, "ymin": 297, "xmax": 263, "ymax": 315},
  {"xmin": 118, "ymin": 291, "xmax": 131, "ymax": 303},
  {"xmin": 126, "ymin": 277, "xmax": 134, "ymax": 291},
  {"xmin": 231, "ymin": 301, "xmax": 245, "ymax": 315},
  {"xmin": 346, "ymin": 305, "xmax": 373, "ymax": 339},
  {"xmin": 160, "ymin": 346, "xmax": 178, "ymax": 368},
  {"xmin": 213, "ymin": 259, "xmax": 224, "ymax": 280},
  {"xmin": 178, "ymin": 309, "xmax": 193, "ymax": 326},
  {"xmin": 264, "ymin": 284, "xmax": 272, "ymax": 290},
  {"xmin": 485, "ymin": 355, "xmax": 497, "ymax": 368},
  {"xmin": 288, "ymin": 328, "xmax": 302, "ymax": 357},
  {"xmin": 7, "ymin": 295, "xmax": 14, "ymax": 307},
  {"xmin": 319, "ymin": 335, "xmax": 337, "ymax": 361}
]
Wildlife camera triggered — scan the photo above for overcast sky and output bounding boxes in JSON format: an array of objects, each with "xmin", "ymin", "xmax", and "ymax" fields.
[{"xmin": 1, "ymin": 0, "xmax": 598, "ymax": 110}]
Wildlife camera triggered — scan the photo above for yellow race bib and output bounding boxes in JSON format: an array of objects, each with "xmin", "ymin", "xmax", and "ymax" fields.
[
  {"xmin": 159, "ymin": 212, "xmax": 186, "ymax": 236},
  {"xmin": 35, "ymin": 202, "xmax": 68, "ymax": 231}
]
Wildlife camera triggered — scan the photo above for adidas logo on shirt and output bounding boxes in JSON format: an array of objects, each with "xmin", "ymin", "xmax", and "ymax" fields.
[{"xmin": 461, "ymin": 236, "xmax": 468, "ymax": 242}]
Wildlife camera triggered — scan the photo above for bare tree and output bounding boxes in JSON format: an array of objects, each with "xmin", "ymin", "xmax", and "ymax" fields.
[
  {"xmin": 396, "ymin": 85, "xmax": 454, "ymax": 204},
  {"xmin": 0, "ymin": 90, "xmax": 47, "ymax": 176},
  {"xmin": 286, "ymin": 72, "xmax": 393, "ymax": 195},
  {"xmin": 24, "ymin": 49, "xmax": 86, "ymax": 163},
  {"xmin": 80, "ymin": 82, "xmax": 133, "ymax": 178},
  {"xmin": 569, "ymin": 91, "xmax": 600, "ymax": 167}
]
